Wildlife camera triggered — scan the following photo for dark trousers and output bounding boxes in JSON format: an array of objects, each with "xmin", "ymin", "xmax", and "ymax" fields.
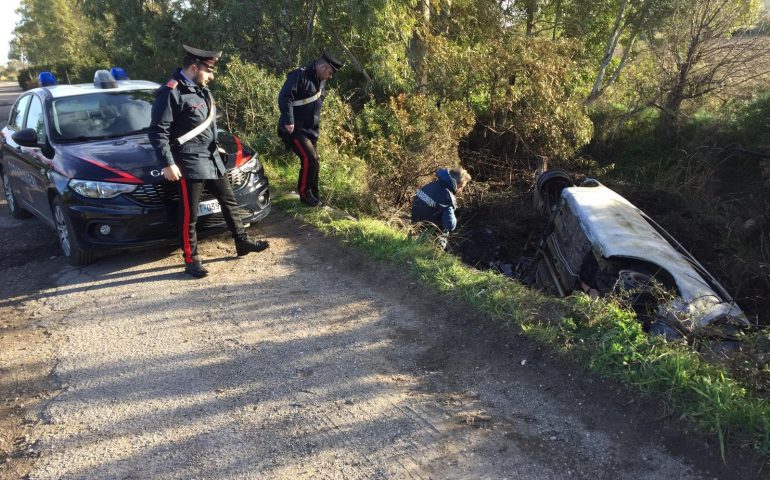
[
  {"xmin": 290, "ymin": 134, "xmax": 319, "ymax": 200},
  {"xmin": 178, "ymin": 177, "xmax": 245, "ymax": 264}
]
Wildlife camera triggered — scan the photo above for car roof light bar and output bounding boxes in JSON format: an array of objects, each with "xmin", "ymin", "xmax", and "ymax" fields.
[
  {"xmin": 94, "ymin": 70, "xmax": 118, "ymax": 89},
  {"xmin": 38, "ymin": 71, "xmax": 57, "ymax": 87},
  {"xmin": 110, "ymin": 67, "xmax": 129, "ymax": 81}
]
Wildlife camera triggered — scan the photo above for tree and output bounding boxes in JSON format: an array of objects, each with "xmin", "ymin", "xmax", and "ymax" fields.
[
  {"xmin": 12, "ymin": 0, "xmax": 102, "ymax": 71},
  {"xmin": 651, "ymin": 0, "xmax": 767, "ymax": 139}
]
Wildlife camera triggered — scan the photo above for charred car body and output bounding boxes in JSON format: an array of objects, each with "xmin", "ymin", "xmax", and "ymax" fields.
[
  {"xmin": 517, "ymin": 168, "xmax": 749, "ymax": 341},
  {"xmin": 0, "ymin": 69, "xmax": 270, "ymax": 265}
]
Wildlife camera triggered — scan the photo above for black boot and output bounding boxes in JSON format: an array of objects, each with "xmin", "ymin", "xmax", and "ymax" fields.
[
  {"xmin": 300, "ymin": 190, "xmax": 321, "ymax": 207},
  {"xmin": 235, "ymin": 238, "xmax": 270, "ymax": 256},
  {"xmin": 185, "ymin": 261, "xmax": 209, "ymax": 278}
]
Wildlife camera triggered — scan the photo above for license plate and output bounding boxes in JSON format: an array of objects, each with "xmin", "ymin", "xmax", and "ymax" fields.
[{"xmin": 197, "ymin": 199, "xmax": 222, "ymax": 216}]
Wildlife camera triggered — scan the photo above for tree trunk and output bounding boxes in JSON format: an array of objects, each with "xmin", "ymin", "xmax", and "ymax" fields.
[
  {"xmin": 332, "ymin": 33, "xmax": 372, "ymax": 82},
  {"xmin": 606, "ymin": 32, "xmax": 637, "ymax": 89},
  {"xmin": 408, "ymin": 0, "xmax": 431, "ymax": 92},
  {"xmin": 305, "ymin": 0, "xmax": 320, "ymax": 45},
  {"xmin": 587, "ymin": 0, "xmax": 628, "ymax": 104},
  {"xmin": 553, "ymin": 0, "xmax": 562, "ymax": 40},
  {"xmin": 525, "ymin": 0, "xmax": 537, "ymax": 36}
]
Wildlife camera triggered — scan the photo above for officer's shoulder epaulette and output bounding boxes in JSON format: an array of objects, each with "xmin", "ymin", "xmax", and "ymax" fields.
[{"xmin": 165, "ymin": 79, "xmax": 178, "ymax": 89}]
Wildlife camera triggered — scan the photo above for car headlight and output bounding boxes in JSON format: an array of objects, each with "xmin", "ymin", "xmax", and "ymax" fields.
[
  {"xmin": 69, "ymin": 179, "xmax": 138, "ymax": 198},
  {"xmin": 238, "ymin": 155, "xmax": 261, "ymax": 173}
]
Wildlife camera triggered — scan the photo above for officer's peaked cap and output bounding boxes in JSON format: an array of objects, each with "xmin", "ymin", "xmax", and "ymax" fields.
[
  {"xmin": 183, "ymin": 44, "xmax": 222, "ymax": 66},
  {"xmin": 321, "ymin": 51, "xmax": 344, "ymax": 71}
]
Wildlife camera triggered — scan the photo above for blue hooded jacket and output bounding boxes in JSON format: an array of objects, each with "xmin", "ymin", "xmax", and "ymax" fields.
[{"xmin": 411, "ymin": 169, "xmax": 458, "ymax": 232}]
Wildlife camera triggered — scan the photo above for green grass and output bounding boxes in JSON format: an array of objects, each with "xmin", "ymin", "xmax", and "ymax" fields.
[{"xmin": 270, "ymin": 191, "xmax": 770, "ymax": 459}]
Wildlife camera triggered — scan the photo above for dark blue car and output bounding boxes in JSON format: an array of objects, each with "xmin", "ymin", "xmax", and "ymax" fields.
[{"xmin": 0, "ymin": 70, "xmax": 270, "ymax": 265}]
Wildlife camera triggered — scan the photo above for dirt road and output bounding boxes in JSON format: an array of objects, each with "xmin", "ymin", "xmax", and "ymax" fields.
[
  {"xmin": 0, "ymin": 203, "xmax": 765, "ymax": 479},
  {"xmin": 0, "ymin": 81, "xmax": 764, "ymax": 479}
]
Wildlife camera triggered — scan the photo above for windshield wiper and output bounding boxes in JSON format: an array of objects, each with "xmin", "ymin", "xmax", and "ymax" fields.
[{"xmin": 60, "ymin": 135, "xmax": 112, "ymax": 142}]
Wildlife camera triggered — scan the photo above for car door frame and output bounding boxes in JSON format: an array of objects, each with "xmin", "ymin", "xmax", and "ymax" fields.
[
  {"xmin": 16, "ymin": 92, "xmax": 56, "ymax": 223},
  {"xmin": 1, "ymin": 93, "xmax": 35, "ymax": 214}
]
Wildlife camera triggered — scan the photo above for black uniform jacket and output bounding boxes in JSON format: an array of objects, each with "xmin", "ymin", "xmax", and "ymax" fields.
[
  {"xmin": 277, "ymin": 61, "xmax": 326, "ymax": 141},
  {"xmin": 149, "ymin": 68, "xmax": 225, "ymax": 180}
]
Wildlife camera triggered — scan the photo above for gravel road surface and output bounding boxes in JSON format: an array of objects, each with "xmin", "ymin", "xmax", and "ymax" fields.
[{"xmin": 0, "ymin": 81, "xmax": 763, "ymax": 479}]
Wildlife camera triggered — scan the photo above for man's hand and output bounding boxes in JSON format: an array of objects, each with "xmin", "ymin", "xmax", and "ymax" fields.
[
  {"xmin": 284, "ymin": 124, "xmax": 295, "ymax": 134},
  {"xmin": 162, "ymin": 165, "xmax": 182, "ymax": 181}
]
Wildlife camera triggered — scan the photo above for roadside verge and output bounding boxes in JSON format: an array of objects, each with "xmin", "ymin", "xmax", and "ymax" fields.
[{"xmin": 276, "ymin": 195, "xmax": 770, "ymax": 460}]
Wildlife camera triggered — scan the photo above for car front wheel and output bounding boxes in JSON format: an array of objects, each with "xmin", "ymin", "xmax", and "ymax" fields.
[
  {"xmin": 53, "ymin": 197, "xmax": 93, "ymax": 266},
  {"xmin": 1, "ymin": 170, "xmax": 32, "ymax": 219}
]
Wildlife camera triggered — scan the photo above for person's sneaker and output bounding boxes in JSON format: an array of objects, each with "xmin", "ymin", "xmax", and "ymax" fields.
[
  {"xmin": 184, "ymin": 261, "xmax": 209, "ymax": 278},
  {"xmin": 235, "ymin": 238, "xmax": 270, "ymax": 256}
]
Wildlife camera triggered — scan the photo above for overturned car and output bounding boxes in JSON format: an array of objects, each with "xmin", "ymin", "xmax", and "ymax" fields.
[{"xmin": 517, "ymin": 168, "xmax": 749, "ymax": 341}]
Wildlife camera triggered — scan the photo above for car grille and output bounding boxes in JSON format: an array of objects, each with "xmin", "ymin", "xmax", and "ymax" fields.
[
  {"xmin": 131, "ymin": 183, "xmax": 180, "ymax": 205},
  {"xmin": 129, "ymin": 171, "xmax": 250, "ymax": 206},
  {"xmin": 227, "ymin": 168, "xmax": 248, "ymax": 189}
]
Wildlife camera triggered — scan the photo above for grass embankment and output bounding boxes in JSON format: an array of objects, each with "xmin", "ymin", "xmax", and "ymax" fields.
[{"xmin": 267, "ymin": 187, "xmax": 770, "ymax": 459}]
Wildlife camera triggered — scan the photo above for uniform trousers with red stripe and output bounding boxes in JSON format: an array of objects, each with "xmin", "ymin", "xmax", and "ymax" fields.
[
  {"xmin": 290, "ymin": 134, "xmax": 319, "ymax": 200},
  {"xmin": 178, "ymin": 177, "xmax": 246, "ymax": 264}
]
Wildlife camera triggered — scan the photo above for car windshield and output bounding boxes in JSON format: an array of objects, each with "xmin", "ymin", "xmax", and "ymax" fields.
[{"xmin": 51, "ymin": 90, "xmax": 156, "ymax": 141}]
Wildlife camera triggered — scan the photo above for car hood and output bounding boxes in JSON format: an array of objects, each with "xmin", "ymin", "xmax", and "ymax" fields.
[
  {"xmin": 55, "ymin": 135, "xmax": 163, "ymax": 184},
  {"xmin": 562, "ymin": 185, "xmax": 749, "ymax": 329}
]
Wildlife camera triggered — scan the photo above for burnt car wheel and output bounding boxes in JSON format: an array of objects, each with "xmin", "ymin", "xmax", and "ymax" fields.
[
  {"xmin": 53, "ymin": 197, "xmax": 93, "ymax": 266},
  {"xmin": 1, "ymin": 170, "xmax": 32, "ymax": 219}
]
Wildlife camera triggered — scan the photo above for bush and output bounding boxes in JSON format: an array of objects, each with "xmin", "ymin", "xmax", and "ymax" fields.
[
  {"xmin": 211, "ymin": 57, "xmax": 286, "ymax": 157},
  {"xmin": 353, "ymin": 93, "xmax": 474, "ymax": 209}
]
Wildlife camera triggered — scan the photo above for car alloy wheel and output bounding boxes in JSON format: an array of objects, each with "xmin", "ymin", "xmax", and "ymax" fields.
[
  {"xmin": 1, "ymin": 171, "xmax": 31, "ymax": 219},
  {"xmin": 53, "ymin": 201, "xmax": 72, "ymax": 256},
  {"xmin": 52, "ymin": 197, "xmax": 93, "ymax": 265}
]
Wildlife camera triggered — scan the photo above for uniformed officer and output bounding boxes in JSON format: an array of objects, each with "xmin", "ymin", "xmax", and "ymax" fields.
[
  {"xmin": 411, "ymin": 168, "xmax": 472, "ymax": 249},
  {"xmin": 277, "ymin": 52, "xmax": 344, "ymax": 206},
  {"xmin": 149, "ymin": 44, "xmax": 269, "ymax": 278}
]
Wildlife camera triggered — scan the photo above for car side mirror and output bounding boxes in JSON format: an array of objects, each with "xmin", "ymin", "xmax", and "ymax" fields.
[{"xmin": 11, "ymin": 128, "xmax": 40, "ymax": 148}]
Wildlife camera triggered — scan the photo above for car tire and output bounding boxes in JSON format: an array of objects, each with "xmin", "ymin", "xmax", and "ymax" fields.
[
  {"xmin": 1, "ymin": 170, "xmax": 32, "ymax": 219},
  {"xmin": 52, "ymin": 196, "xmax": 93, "ymax": 266}
]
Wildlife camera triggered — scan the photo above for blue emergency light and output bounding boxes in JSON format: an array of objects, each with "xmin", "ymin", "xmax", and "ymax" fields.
[
  {"xmin": 110, "ymin": 67, "xmax": 129, "ymax": 80},
  {"xmin": 38, "ymin": 71, "xmax": 57, "ymax": 87}
]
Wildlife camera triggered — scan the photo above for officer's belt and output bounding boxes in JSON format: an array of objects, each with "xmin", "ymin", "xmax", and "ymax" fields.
[
  {"xmin": 175, "ymin": 102, "xmax": 216, "ymax": 146},
  {"xmin": 290, "ymin": 92, "xmax": 321, "ymax": 107}
]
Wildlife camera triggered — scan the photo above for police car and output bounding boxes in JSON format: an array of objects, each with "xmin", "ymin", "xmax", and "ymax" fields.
[{"xmin": 0, "ymin": 69, "xmax": 270, "ymax": 265}]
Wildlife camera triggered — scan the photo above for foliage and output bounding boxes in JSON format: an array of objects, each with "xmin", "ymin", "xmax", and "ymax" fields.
[
  {"xmin": 444, "ymin": 36, "xmax": 594, "ymax": 162},
  {"xmin": 353, "ymin": 93, "xmax": 474, "ymax": 209},
  {"xmin": 649, "ymin": 0, "xmax": 767, "ymax": 137},
  {"xmin": 211, "ymin": 58, "xmax": 286, "ymax": 157},
  {"xmin": 723, "ymin": 92, "xmax": 770, "ymax": 151}
]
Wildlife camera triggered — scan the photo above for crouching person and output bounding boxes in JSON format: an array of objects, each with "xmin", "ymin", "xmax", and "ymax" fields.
[{"xmin": 411, "ymin": 168, "xmax": 471, "ymax": 248}]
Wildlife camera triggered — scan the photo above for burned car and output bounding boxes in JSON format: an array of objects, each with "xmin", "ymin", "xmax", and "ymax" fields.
[
  {"xmin": 517, "ymin": 168, "xmax": 749, "ymax": 340},
  {"xmin": 0, "ymin": 69, "xmax": 270, "ymax": 265}
]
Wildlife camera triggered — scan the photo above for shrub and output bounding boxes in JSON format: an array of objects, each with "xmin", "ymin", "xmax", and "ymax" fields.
[
  {"xmin": 211, "ymin": 57, "xmax": 286, "ymax": 157},
  {"xmin": 353, "ymin": 93, "xmax": 474, "ymax": 209}
]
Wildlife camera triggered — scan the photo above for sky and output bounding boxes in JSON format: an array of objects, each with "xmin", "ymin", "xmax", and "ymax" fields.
[{"xmin": 0, "ymin": 0, "xmax": 21, "ymax": 66}]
